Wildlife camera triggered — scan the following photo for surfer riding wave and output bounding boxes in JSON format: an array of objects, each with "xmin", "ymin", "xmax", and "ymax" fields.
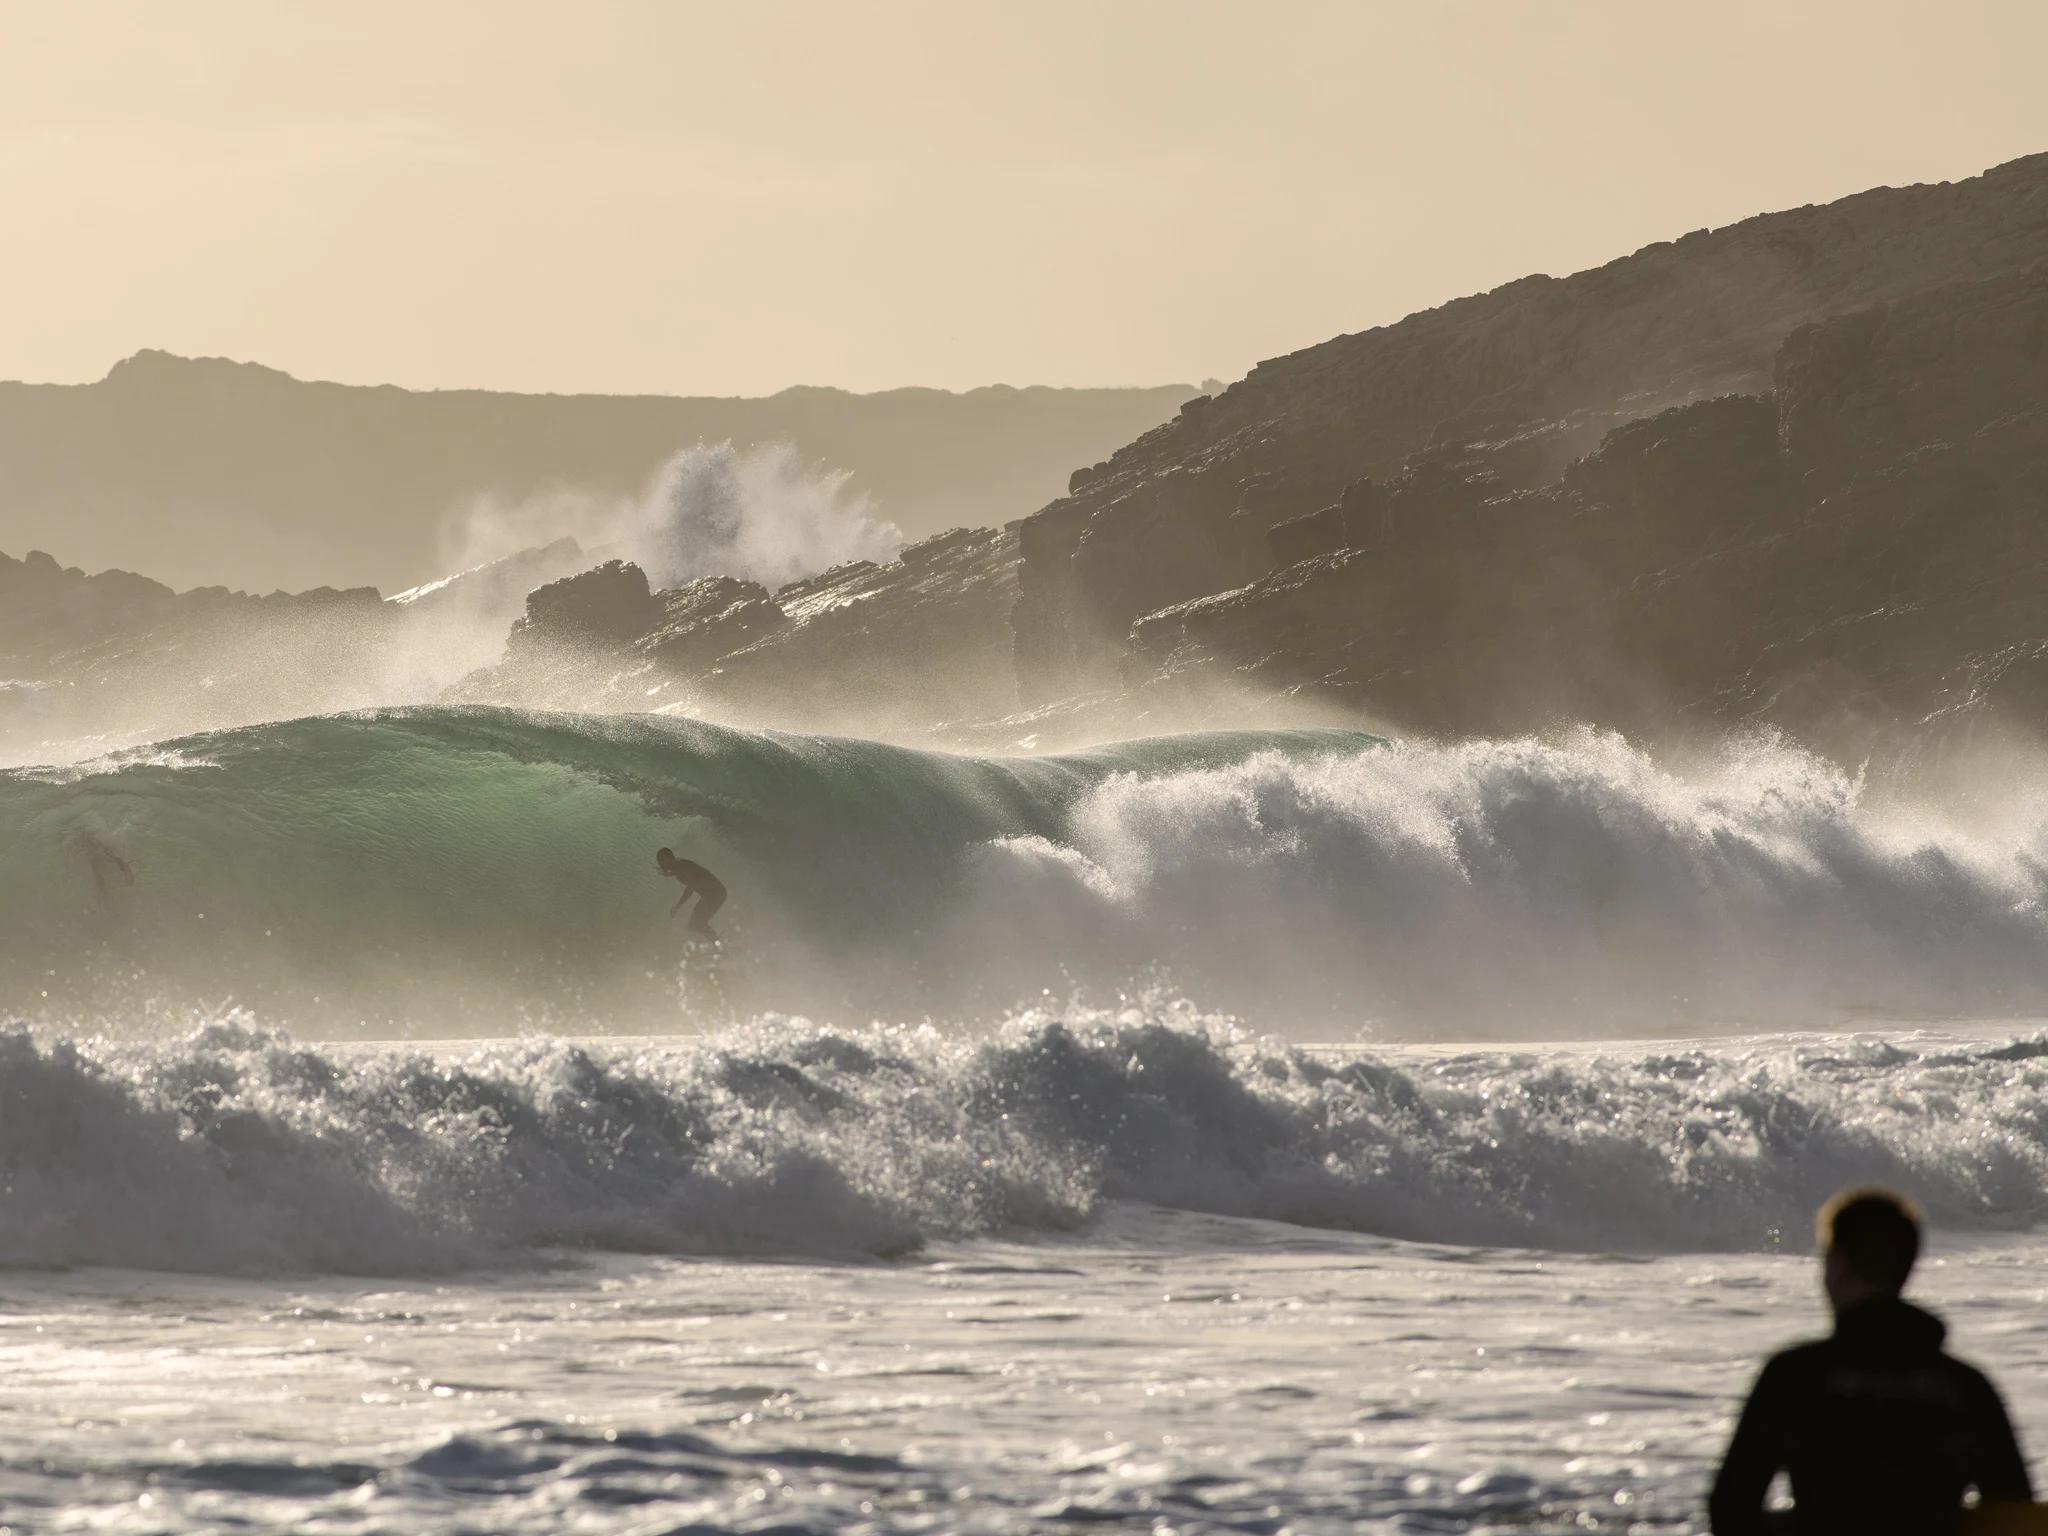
[{"xmin": 656, "ymin": 848, "xmax": 726, "ymax": 940}]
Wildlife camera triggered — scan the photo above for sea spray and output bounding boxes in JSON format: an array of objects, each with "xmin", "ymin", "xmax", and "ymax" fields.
[
  {"xmin": 6, "ymin": 1010, "xmax": 2048, "ymax": 1274},
  {"xmin": 443, "ymin": 440, "xmax": 901, "ymax": 591},
  {"xmin": 628, "ymin": 441, "xmax": 901, "ymax": 589},
  {"xmin": 953, "ymin": 727, "xmax": 2048, "ymax": 1031}
]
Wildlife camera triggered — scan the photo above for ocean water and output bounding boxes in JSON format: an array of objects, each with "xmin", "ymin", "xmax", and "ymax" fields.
[
  {"xmin": 8, "ymin": 712, "xmax": 2048, "ymax": 1532},
  {"xmin": 14, "ymin": 709, "xmax": 2048, "ymax": 1038}
]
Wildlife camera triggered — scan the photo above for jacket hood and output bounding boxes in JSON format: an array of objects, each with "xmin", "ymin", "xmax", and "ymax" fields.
[{"xmin": 1832, "ymin": 1296, "xmax": 1947, "ymax": 1361}]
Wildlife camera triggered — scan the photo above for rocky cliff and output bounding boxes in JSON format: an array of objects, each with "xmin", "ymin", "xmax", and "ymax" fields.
[
  {"xmin": 0, "ymin": 515, "xmax": 1024, "ymax": 760},
  {"xmin": 13, "ymin": 155, "xmax": 2048, "ymax": 769},
  {"xmin": 1120, "ymin": 260, "xmax": 2048, "ymax": 761},
  {"xmin": 1016, "ymin": 152, "xmax": 2048, "ymax": 713},
  {"xmin": 453, "ymin": 525, "xmax": 1022, "ymax": 737}
]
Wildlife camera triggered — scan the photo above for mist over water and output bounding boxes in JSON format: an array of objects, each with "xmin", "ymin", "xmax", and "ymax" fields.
[
  {"xmin": 0, "ymin": 439, "xmax": 904, "ymax": 770},
  {"xmin": 16, "ymin": 526, "xmax": 2048, "ymax": 1520}
]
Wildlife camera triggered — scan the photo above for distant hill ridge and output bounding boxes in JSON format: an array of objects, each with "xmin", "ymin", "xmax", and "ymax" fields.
[{"xmin": 0, "ymin": 351, "xmax": 1196, "ymax": 592}]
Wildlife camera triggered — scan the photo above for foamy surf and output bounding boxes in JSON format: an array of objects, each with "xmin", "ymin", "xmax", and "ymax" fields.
[{"xmin": 6, "ymin": 1011, "xmax": 2048, "ymax": 1276}]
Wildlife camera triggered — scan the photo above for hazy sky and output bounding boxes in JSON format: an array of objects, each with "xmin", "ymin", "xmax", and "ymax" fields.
[{"xmin": 6, "ymin": 1, "xmax": 2047, "ymax": 398}]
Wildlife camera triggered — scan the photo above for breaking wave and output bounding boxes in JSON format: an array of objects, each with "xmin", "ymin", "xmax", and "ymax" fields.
[
  {"xmin": 9, "ymin": 708, "xmax": 2048, "ymax": 1034},
  {"xmin": 6, "ymin": 1013, "xmax": 2048, "ymax": 1274}
]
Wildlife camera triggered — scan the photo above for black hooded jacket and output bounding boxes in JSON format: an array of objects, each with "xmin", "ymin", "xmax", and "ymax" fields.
[{"xmin": 1710, "ymin": 1298, "xmax": 2031, "ymax": 1536}]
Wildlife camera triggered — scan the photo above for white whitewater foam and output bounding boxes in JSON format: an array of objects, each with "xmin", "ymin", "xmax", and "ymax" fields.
[
  {"xmin": 951, "ymin": 730, "xmax": 2048, "ymax": 1032},
  {"xmin": 7, "ymin": 1009, "xmax": 2048, "ymax": 1276}
]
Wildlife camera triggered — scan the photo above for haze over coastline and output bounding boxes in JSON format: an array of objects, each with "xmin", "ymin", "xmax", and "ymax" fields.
[
  {"xmin": 0, "ymin": 353, "xmax": 1196, "ymax": 591},
  {"xmin": 5, "ymin": 2, "xmax": 2046, "ymax": 400},
  {"xmin": 9, "ymin": 6, "xmax": 2048, "ymax": 1534}
]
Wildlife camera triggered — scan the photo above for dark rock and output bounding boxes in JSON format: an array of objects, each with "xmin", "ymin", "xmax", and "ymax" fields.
[
  {"xmin": 638, "ymin": 576, "xmax": 788, "ymax": 673},
  {"xmin": 692, "ymin": 526, "xmax": 1020, "ymax": 731},
  {"xmin": 1266, "ymin": 503, "xmax": 1351, "ymax": 568},
  {"xmin": 1119, "ymin": 261, "xmax": 2048, "ymax": 759},
  {"xmin": 1016, "ymin": 152, "xmax": 2048, "ymax": 703},
  {"xmin": 455, "ymin": 525, "xmax": 1023, "ymax": 735},
  {"xmin": 506, "ymin": 560, "xmax": 664, "ymax": 653}
]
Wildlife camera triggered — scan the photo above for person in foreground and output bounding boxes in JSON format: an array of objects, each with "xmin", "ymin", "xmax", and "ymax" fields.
[
  {"xmin": 1710, "ymin": 1188, "xmax": 2031, "ymax": 1536},
  {"xmin": 655, "ymin": 847, "xmax": 726, "ymax": 939}
]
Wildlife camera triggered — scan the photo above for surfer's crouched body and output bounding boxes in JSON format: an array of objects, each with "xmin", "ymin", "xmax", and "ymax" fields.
[
  {"xmin": 656, "ymin": 847, "xmax": 726, "ymax": 939},
  {"xmin": 1710, "ymin": 1189, "xmax": 2030, "ymax": 1536}
]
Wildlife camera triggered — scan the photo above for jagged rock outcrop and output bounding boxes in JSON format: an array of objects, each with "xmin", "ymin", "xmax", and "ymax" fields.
[
  {"xmin": 454, "ymin": 525, "xmax": 1022, "ymax": 734},
  {"xmin": 1, "ymin": 520, "xmax": 1023, "ymax": 757},
  {"xmin": 507, "ymin": 560, "xmax": 667, "ymax": 653},
  {"xmin": 638, "ymin": 576, "xmax": 790, "ymax": 674},
  {"xmin": 1123, "ymin": 261, "xmax": 2048, "ymax": 759},
  {"xmin": 1020, "ymin": 152, "xmax": 2048, "ymax": 705}
]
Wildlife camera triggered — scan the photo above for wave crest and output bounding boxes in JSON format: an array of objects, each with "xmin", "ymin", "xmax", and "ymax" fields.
[{"xmin": 11, "ymin": 713, "xmax": 2048, "ymax": 1033}]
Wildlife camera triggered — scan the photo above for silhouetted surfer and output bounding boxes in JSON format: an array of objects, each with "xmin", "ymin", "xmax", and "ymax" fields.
[
  {"xmin": 656, "ymin": 848, "xmax": 726, "ymax": 939},
  {"xmin": 1710, "ymin": 1188, "xmax": 2031, "ymax": 1536}
]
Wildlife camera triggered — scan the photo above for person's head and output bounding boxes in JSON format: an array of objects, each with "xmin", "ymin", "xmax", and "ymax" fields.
[
  {"xmin": 656, "ymin": 847, "xmax": 678, "ymax": 873},
  {"xmin": 1817, "ymin": 1187, "xmax": 1922, "ymax": 1311}
]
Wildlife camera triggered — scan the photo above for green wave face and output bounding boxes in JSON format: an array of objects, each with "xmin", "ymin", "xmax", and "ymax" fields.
[
  {"xmin": 0, "ymin": 708, "xmax": 1379, "ymax": 1035},
  {"xmin": 21, "ymin": 711, "xmax": 2048, "ymax": 1041}
]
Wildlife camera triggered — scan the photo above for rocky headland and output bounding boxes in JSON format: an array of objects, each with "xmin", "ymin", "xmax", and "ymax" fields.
[
  {"xmin": 449, "ymin": 524, "xmax": 1023, "ymax": 737},
  {"xmin": 10, "ymin": 153, "xmax": 2048, "ymax": 769},
  {"xmin": 1015, "ymin": 153, "xmax": 2048, "ymax": 704},
  {"xmin": 1122, "ymin": 260, "xmax": 2048, "ymax": 761}
]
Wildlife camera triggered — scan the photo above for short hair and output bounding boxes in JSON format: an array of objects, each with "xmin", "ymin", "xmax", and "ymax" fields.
[
  {"xmin": 1817, "ymin": 1188, "xmax": 1922, "ymax": 1293},
  {"xmin": 656, "ymin": 847, "xmax": 675, "ymax": 862}
]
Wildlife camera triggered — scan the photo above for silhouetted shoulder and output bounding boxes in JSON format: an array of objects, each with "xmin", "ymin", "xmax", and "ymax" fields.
[{"xmin": 1752, "ymin": 1337, "xmax": 1831, "ymax": 1389}]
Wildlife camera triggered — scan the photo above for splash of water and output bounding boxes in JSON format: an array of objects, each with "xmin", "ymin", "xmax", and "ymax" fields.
[
  {"xmin": 627, "ymin": 440, "xmax": 901, "ymax": 589},
  {"xmin": 446, "ymin": 440, "xmax": 901, "ymax": 592}
]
